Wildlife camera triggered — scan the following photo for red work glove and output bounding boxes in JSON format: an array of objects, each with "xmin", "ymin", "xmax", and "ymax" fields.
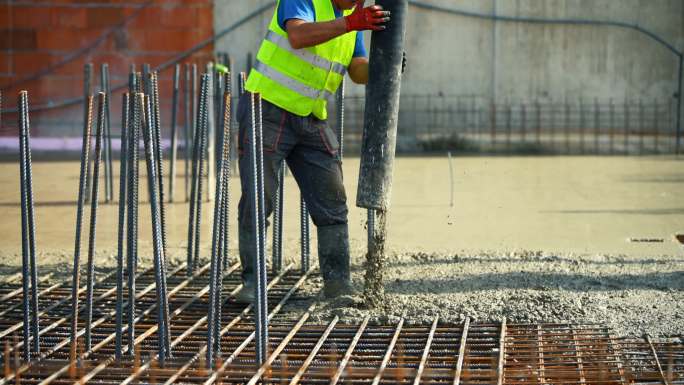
[{"xmin": 344, "ymin": 0, "xmax": 390, "ymax": 32}]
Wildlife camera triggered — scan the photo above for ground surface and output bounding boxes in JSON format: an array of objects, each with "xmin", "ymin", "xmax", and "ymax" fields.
[{"xmin": 0, "ymin": 156, "xmax": 682, "ymax": 337}]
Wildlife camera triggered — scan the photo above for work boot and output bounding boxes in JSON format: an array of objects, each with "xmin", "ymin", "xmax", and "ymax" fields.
[
  {"xmin": 317, "ymin": 224, "xmax": 355, "ymax": 298},
  {"xmin": 234, "ymin": 281, "xmax": 255, "ymax": 304},
  {"xmin": 234, "ymin": 227, "xmax": 257, "ymax": 304}
]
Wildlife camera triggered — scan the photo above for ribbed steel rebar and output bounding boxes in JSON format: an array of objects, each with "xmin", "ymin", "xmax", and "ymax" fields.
[
  {"xmin": 142, "ymin": 93, "xmax": 171, "ymax": 361},
  {"xmin": 220, "ymin": 72, "xmax": 233, "ymax": 273},
  {"xmin": 84, "ymin": 92, "xmax": 107, "ymax": 352},
  {"xmin": 206, "ymin": 74, "xmax": 233, "ymax": 368},
  {"xmin": 205, "ymin": 65, "xmax": 215, "ymax": 203},
  {"xmin": 337, "ymin": 78, "xmax": 345, "ymax": 160},
  {"xmin": 186, "ymin": 74, "xmax": 206, "ymax": 277},
  {"xmin": 69, "ymin": 94, "xmax": 93, "ymax": 362},
  {"xmin": 194, "ymin": 76, "xmax": 210, "ymax": 273},
  {"xmin": 184, "ymin": 64, "xmax": 192, "ymax": 202},
  {"xmin": 150, "ymin": 72, "xmax": 172, "ymax": 353},
  {"xmin": 84, "ymin": 63, "xmax": 94, "ymax": 204},
  {"xmin": 300, "ymin": 198, "xmax": 310, "ymax": 272},
  {"xmin": 169, "ymin": 64, "xmax": 180, "ymax": 202},
  {"xmin": 253, "ymin": 93, "xmax": 269, "ymax": 366},
  {"xmin": 114, "ymin": 93, "xmax": 130, "ymax": 360},
  {"xmin": 126, "ymin": 92, "xmax": 141, "ymax": 356},
  {"xmin": 18, "ymin": 91, "xmax": 32, "ymax": 361},
  {"xmin": 22, "ymin": 91, "xmax": 40, "ymax": 358},
  {"xmin": 101, "ymin": 63, "xmax": 114, "ymax": 203},
  {"xmin": 272, "ymin": 161, "xmax": 284, "ymax": 273}
]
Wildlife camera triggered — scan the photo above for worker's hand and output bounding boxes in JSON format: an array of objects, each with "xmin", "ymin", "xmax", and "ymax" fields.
[{"xmin": 344, "ymin": 0, "xmax": 390, "ymax": 32}]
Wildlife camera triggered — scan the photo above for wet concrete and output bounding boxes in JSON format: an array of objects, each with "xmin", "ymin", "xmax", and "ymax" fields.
[{"xmin": 0, "ymin": 156, "xmax": 682, "ymax": 337}]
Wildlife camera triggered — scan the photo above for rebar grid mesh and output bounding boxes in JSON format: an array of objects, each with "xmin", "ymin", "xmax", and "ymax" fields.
[{"xmin": 0, "ymin": 270, "xmax": 682, "ymax": 385}]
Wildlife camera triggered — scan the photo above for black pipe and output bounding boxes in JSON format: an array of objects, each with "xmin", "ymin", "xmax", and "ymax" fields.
[{"xmin": 357, "ymin": 0, "xmax": 409, "ymax": 210}]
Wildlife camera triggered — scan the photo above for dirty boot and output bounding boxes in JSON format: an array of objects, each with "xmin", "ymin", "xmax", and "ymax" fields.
[
  {"xmin": 234, "ymin": 281, "xmax": 255, "ymax": 304},
  {"xmin": 317, "ymin": 224, "xmax": 355, "ymax": 298},
  {"xmin": 234, "ymin": 227, "xmax": 257, "ymax": 304}
]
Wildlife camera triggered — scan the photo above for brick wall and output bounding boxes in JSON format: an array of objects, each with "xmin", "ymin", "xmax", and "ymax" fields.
[{"xmin": 0, "ymin": 1, "xmax": 215, "ymax": 137}]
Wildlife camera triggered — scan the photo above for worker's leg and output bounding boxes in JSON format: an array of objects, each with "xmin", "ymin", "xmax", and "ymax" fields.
[
  {"xmin": 286, "ymin": 116, "xmax": 353, "ymax": 297},
  {"xmin": 235, "ymin": 94, "xmax": 295, "ymax": 302}
]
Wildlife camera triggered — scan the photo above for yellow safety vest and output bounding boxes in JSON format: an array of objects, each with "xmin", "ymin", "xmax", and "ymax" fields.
[{"xmin": 245, "ymin": 0, "xmax": 357, "ymax": 120}]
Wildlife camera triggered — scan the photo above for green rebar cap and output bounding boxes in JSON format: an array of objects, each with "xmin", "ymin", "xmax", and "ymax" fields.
[{"xmin": 215, "ymin": 63, "xmax": 229, "ymax": 74}]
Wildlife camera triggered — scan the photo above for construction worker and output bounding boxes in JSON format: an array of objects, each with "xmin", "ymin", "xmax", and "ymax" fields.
[{"xmin": 234, "ymin": 0, "xmax": 391, "ymax": 303}]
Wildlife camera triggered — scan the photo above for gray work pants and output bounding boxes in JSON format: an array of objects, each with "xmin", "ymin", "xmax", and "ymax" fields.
[{"xmin": 236, "ymin": 93, "xmax": 348, "ymax": 283}]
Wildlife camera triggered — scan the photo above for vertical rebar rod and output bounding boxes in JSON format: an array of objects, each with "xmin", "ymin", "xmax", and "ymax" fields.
[
  {"xmin": 22, "ymin": 92, "xmax": 39, "ymax": 358},
  {"xmin": 188, "ymin": 74, "xmax": 210, "ymax": 274},
  {"xmin": 206, "ymin": 65, "xmax": 215, "ymax": 203},
  {"xmin": 272, "ymin": 71, "xmax": 287, "ymax": 272},
  {"xmin": 115, "ymin": 93, "xmax": 130, "ymax": 360},
  {"xmin": 150, "ymin": 72, "xmax": 172, "ymax": 353},
  {"xmin": 18, "ymin": 91, "xmax": 40, "ymax": 361},
  {"xmin": 337, "ymin": 78, "xmax": 345, "ymax": 159},
  {"xmin": 19, "ymin": 90, "xmax": 31, "ymax": 362},
  {"xmin": 300, "ymin": 198, "xmax": 310, "ymax": 272},
  {"xmin": 184, "ymin": 64, "xmax": 192, "ymax": 202},
  {"xmin": 84, "ymin": 92, "xmax": 106, "ymax": 352},
  {"xmin": 170, "ymin": 64, "xmax": 180, "ymax": 203},
  {"xmin": 272, "ymin": 164, "xmax": 284, "ymax": 274},
  {"xmin": 194, "ymin": 76, "xmax": 210, "ymax": 273},
  {"xmin": 101, "ymin": 64, "xmax": 114, "ymax": 203},
  {"xmin": 221, "ymin": 71, "xmax": 233, "ymax": 273},
  {"xmin": 207, "ymin": 74, "xmax": 232, "ymax": 368},
  {"xmin": 126, "ymin": 92, "xmax": 141, "ymax": 356},
  {"xmin": 84, "ymin": 64, "xmax": 94, "ymax": 204},
  {"xmin": 216, "ymin": 72, "xmax": 232, "ymax": 348},
  {"xmin": 186, "ymin": 75, "xmax": 207, "ymax": 277},
  {"xmin": 142, "ymin": 94, "xmax": 171, "ymax": 361},
  {"xmin": 250, "ymin": 93, "xmax": 269, "ymax": 366},
  {"xmin": 70, "ymin": 94, "xmax": 93, "ymax": 362}
]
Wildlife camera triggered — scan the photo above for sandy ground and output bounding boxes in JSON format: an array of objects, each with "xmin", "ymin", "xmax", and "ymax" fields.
[{"xmin": 0, "ymin": 156, "xmax": 682, "ymax": 337}]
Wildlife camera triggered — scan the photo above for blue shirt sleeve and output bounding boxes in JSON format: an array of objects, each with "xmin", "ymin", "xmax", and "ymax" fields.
[
  {"xmin": 278, "ymin": 0, "xmax": 315, "ymax": 31},
  {"xmin": 353, "ymin": 32, "xmax": 367, "ymax": 58},
  {"xmin": 278, "ymin": 0, "xmax": 367, "ymax": 57}
]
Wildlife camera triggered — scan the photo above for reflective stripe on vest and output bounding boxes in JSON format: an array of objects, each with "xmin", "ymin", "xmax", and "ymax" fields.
[
  {"xmin": 265, "ymin": 31, "xmax": 347, "ymax": 76},
  {"xmin": 254, "ymin": 59, "xmax": 333, "ymax": 100}
]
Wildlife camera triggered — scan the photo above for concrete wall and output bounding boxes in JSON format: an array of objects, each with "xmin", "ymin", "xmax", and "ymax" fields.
[{"xmin": 213, "ymin": 0, "xmax": 683, "ymax": 105}]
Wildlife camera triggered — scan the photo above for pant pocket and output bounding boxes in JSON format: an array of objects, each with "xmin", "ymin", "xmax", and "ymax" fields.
[{"xmin": 319, "ymin": 124, "xmax": 340, "ymax": 156}]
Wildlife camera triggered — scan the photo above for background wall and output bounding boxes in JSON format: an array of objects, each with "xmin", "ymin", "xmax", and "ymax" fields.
[
  {"xmin": 214, "ymin": 0, "xmax": 683, "ymax": 102},
  {"xmin": 0, "ymin": 0, "xmax": 215, "ymax": 137}
]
